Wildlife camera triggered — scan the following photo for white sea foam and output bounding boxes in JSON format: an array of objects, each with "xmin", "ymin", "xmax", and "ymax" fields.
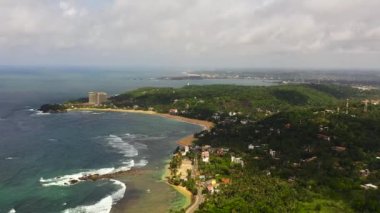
[
  {"xmin": 8, "ymin": 209, "xmax": 16, "ymax": 213},
  {"xmin": 134, "ymin": 159, "xmax": 148, "ymax": 167},
  {"xmin": 109, "ymin": 179, "xmax": 127, "ymax": 204},
  {"xmin": 62, "ymin": 179, "xmax": 126, "ymax": 213},
  {"xmin": 63, "ymin": 196, "xmax": 112, "ymax": 213},
  {"xmin": 40, "ymin": 163, "xmax": 133, "ymax": 187},
  {"xmin": 32, "ymin": 110, "xmax": 50, "ymax": 116},
  {"xmin": 105, "ymin": 135, "xmax": 138, "ymax": 157},
  {"xmin": 5, "ymin": 157, "xmax": 15, "ymax": 160},
  {"xmin": 45, "ymin": 133, "xmax": 149, "ymax": 212}
]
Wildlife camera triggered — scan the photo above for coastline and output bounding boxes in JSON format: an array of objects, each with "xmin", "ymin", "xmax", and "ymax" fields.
[
  {"xmin": 162, "ymin": 163, "xmax": 192, "ymax": 210},
  {"xmin": 68, "ymin": 107, "xmax": 213, "ymax": 211},
  {"xmin": 67, "ymin": 108, "xmax": 214, "ymax": 131}
]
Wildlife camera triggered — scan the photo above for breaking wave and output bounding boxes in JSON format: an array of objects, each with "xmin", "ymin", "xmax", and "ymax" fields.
[
  {"xmin": 31, "ymin": 110, "xmax": 50, "ymax": 116},
  {"xmin": 62, "ymin": 180, "xmax": 126, "ymax": 213},
  {"xmin": 105, "ymin": 135, "xmax": 138, "ymax": 157},
  {"xmin": 40, "ymin": 160, "xmax": 134, "ymax": 187},
  {"xmin": 41, "ymin": 132, "xmax": 150, "ymax": 212}
]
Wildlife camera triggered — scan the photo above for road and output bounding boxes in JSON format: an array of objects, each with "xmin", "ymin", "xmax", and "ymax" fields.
[
  {"xmin": 186, "ymin": 188, "xmax": 204, "ymax": 213},
  {"xmin": 186, "ymin": 156, "xmax": 204, "ymax": 213}
]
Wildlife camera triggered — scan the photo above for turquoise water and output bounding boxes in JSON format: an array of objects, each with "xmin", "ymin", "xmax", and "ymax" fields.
[{"xmin": 0, "ymin": 67, "xmax": 275, "ymax": 212}]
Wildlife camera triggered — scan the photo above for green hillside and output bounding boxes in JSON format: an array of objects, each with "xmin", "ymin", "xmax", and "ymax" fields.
[{"xmin": 110, "ymin": 84, "xmax": 359, "ymax": 119}]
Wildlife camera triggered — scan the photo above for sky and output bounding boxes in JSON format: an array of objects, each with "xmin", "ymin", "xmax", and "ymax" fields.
[{"xmin": 0, "ymin": 0, "xmax": 380, "ymax": 69}]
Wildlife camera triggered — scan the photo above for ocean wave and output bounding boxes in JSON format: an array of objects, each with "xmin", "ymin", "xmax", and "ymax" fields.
[
  {"xmin": 105, "ymin": 135, "xmax": 138, "ymax": 157},
  {"xmin": 8, "ymin": 209, "xmax": 16, "ymax": 213},
  {"xmin": 63, "ymin": 196, "xmax": 112, "ymax": 213},
  {"xmin": 91, "ymin": 112, "xmax": 103, "ymax": 115},
  {"xmin": 27, "ymin": 108, "xmax": 50, "ymax": 116},
  {"xmin": 62, "ymin": 179, "xmax": 126, "ymax": 213},
  {"xmin": 134, "ymin": 159, "xmax": 148, "ymax": 167},
  {"xmin": 5, "ymin": 157, "xmax": 16, "ymax": 160},
  {"xmin": 31, "ymin": 110, "xmax": 50, "ymax": 116},
  {"xmin": 40, "ymin": 162, "xmax": 134, "ymax": 187}
]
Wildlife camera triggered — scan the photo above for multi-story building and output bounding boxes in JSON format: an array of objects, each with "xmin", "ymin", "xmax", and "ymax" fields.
[
  {"xmin": 88, "ymin": 92, "xmax": 108, "ymax": 106},
  {"xmin": 88, "ymin": 92, "xmax": 97, "ymax": 105}
]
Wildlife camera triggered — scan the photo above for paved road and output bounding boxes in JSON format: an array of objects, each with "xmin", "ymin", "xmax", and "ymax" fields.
[
  {"xmin": 186, "ymin": 188, "xmax": 204, "ymax": 213},
  {"xmin": 186, "ymin": 157, "xmax": 204, "ymax": 213}
]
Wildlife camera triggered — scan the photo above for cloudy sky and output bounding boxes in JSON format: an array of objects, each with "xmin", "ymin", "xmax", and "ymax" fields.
[{"xmin": 0, "ymin": 0, "xmax": 380, "ymax": 69}]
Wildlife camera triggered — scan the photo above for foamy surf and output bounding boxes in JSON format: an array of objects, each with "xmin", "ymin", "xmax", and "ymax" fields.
[
  {"xmin": 40, "ymin": 161, "xmax": 134, "ymax": 187},
  {"xmin": 31, "ymin": 110, "xmax": 51, "ymax": 116},
  {"xmin": 105, "ymin": 135, "xmax": 138, "ymax": 157},
  {"xmin": 62, "ymin": 180, "xmax": 126, "ymax": 213},
  {"xmin": 41, "ymin": 132, "xmax": 150, "ymax": 212},
  {"xmin": 5, "ymin": 157, "xmax": 16, "ymax": 160}
]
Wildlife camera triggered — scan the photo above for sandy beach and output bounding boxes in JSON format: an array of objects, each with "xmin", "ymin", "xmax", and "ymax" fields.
[
  {"xmin": 69, "ymin": 108, "xmax": 213, "ymax": 128},
  {"xmin": 69, "ymin": 107, "xmax": 213, "ymax": 211}
]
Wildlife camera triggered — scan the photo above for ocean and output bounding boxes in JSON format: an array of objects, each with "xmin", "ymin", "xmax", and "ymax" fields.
[{"xmin": 0, "ymin": 67, "xmax": 275, "ymax": 212}]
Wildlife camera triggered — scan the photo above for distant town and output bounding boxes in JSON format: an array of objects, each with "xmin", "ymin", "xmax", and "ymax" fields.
[{"xmin": 159, "ymin": 70, "xmax": 380, "ymax": 88}]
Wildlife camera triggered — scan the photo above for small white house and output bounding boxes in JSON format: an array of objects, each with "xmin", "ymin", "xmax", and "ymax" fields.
[
  {"xmin": 181, "ymin": 146, "xmax": 190, "ymax": 156},
  {"xmin": 201, "ymin": 151, "xmax": 210, "ymax": 163},
  {"xmin": 231, "ymin": 156, "xmax": 244, "ymax": 167},
  {"xmin": 269, "ymin": 149, "xmax": 276, "ymax": 158},
  {"xmin": 361, "ymin": 184, "xmax": 378, "ymax": 190},
  {"xmin": 248, "ymin": 144, "xmax": 255, "ymax": 150}
]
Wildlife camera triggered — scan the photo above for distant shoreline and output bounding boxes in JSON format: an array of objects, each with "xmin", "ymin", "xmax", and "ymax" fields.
[
  {"xmin": 68, "ymin": 107, "xmax": 214, "ymax": 133},
  {"xmin": 68, "ymin": 107, "xmax": 213, "ymax": 211}
]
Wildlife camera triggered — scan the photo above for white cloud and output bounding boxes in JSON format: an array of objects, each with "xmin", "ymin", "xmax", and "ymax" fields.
[{"xmin": 0, "ymin": 0, "xmax": 379, "ymax": 68}]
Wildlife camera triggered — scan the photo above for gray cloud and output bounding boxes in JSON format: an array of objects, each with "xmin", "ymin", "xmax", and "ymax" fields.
[{"xmin": 0, "ymin": 0, "xmax": 379, "ymax": 69}]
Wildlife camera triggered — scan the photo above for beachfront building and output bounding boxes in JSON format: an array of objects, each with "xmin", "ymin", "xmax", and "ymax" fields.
[
  {"xmin": 201, "ymin": 151, "xmax": 210, "ymax": 163},
  {"xmin": 169, "ymin": 108, "xmax": 178, "ymax": 115},
  {"xmin": 181, "ymin": 146, "xmax": 190, "ymax": 156},
  {"xmin": 88, "ymin": 92, "xmax": 108, "ymax": 106}
]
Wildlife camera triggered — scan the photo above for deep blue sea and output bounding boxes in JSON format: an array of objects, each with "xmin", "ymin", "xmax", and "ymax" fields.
[{"xmin": 0, "ymin": 67, "xmax": 275, "ymax": 212}]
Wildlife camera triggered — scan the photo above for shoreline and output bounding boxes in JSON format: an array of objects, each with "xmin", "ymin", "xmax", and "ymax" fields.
[
  {"xmin": 68, "ymin": 108, "xmax": 214, "ymax": 132},
  {"xmin": 68, "ymin": 107, "xmax": 213, "ymax": 211},
  {"xmin": 162, "ymin": 163, "xmax": 192, "ymax": 210}
]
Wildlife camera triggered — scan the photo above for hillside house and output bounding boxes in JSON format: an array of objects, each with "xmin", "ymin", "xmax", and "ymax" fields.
[
  {"xmin": 231, "ymin": 156, "xmax": 244, "ymax": 167},
  {"xmin": 169, "ymin": 109, "xmax": 178, "ymax": 115},
  {"xmin": 302, "ymin": 156, "xmax": 317, "ymax": 163},
  {"xmin": 181, "ymin": 146, "xmax": 190, "ymax": 156},
  {"xmin": 248, "ymin": 144, "xmax": 255, "ymax": 150},
  {"xmin": 269, "ymin": 149, "xmax": 276, "ymax": 158},
  {"xmin": 360, "ymin": 169, "xmax": 370, "ymax": 177},
  {"xmin": 201, "ymin": 151, "xmax": 210, "ymax": 163},
  {"xmin": 317, "ymin": 134, "xmax": 331, "ymax": 141},
  {"xmin": 361, "ymin": 184, "xmax": 378, "ymax": 190},
  {"xmin": 331, "ymin": 146, "xmax": 346, "ymax": 152}
]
